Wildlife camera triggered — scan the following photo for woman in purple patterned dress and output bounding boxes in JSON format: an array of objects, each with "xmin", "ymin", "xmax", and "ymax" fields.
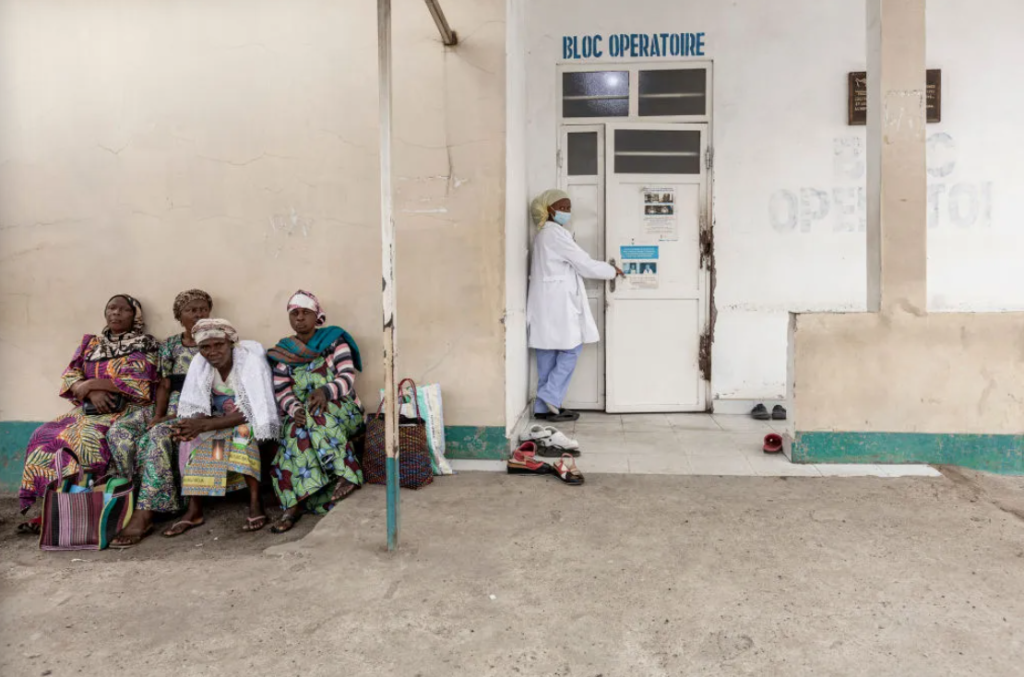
[{"xmin": 16, "ymin": 294, "xmax": 158, "ymax": 534}]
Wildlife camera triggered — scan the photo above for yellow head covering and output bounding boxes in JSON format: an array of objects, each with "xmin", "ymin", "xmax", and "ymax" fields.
[{"xmin": 530, "ymin": 189, "xmax": 570, "ymax": 227}]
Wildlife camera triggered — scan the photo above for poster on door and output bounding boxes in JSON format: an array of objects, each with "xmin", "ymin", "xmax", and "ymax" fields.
[
  {"xmin": 642, "ymin": 187, "xmax": 677, "ymax": 241},
  {"xmin": 621, "ymin": 246, "xmax": 659, "ymax": 290}
]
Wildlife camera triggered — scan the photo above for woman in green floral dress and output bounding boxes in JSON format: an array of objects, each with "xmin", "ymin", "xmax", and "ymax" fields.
[
  {"xmin": 267, "ymin": 290, "xmax": 365, "ymax": 533},
  {"xmin": 107, "ymin": 289, "xmax": 212, "ymax": 547}
]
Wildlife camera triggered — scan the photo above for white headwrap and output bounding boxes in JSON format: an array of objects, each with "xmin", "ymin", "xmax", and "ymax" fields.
[{"xmin": 177, "ymin": 340, "xmax": 281, "ymax": 440}]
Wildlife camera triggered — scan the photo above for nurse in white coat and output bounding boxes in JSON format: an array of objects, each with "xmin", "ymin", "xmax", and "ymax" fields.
[{"xmin": 527, "ymin": 189, "xmax": 622, "ymax": 422}]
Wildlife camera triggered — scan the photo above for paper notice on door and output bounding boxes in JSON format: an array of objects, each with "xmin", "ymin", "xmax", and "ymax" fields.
[
  {"xmin": 620, "ymin": 246, "xmax": 659, "ymax": 290},
  {"xmin": 642, "ymin": 187, "xmax": 677, "ymax": 241}
]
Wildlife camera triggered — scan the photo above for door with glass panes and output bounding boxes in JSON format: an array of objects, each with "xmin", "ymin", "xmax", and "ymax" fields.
[{"xmin": 558, "ymin": 63, "xmax": 711, "ymax": 412}]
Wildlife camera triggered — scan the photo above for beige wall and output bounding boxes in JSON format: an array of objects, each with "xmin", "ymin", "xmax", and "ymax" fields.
[
  {"xmin": 0, "ymin": 0, "xmax": 506, "ymax": 425},
  {"xmin": 789, "ymin": 310, "xmax": 1024, "ymax": 435}
]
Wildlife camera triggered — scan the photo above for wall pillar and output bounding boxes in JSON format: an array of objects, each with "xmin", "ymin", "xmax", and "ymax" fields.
[{"xmin": 865, "ymin": 0, "xmax": 928, "ymax": 315}]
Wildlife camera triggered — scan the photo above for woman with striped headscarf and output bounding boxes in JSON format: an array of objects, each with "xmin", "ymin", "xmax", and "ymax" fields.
[
  {"xmin": 107, "ymin": 289, "xmax": 212, "ymax": 548},
  {"xmin": 266, "ymin": 290, "xmax": 365, "ymax": 533}
]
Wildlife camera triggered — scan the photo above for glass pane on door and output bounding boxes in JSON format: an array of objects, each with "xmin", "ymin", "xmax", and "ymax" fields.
[
  {"xmin": 638, "ymin": 69, "xmax": 707, "ymax": 117},
  {"xmin": 613, "ymin": 129, "xmax": 701, "ymax": 174},
  {"xmin": 562, "ymin": 71, "xmax": 629, "ymax": 118},
  {"xmin": 567, "ymin": 131, "xmax": 599, "ymax": 175}
]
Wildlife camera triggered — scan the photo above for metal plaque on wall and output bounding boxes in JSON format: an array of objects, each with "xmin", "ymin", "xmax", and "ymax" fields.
[{"xmin": 847, "ymin": 69, "xmax": 941, "ymax": 125}]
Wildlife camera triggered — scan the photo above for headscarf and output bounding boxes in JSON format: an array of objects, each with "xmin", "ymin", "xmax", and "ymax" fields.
[
  {"xmin": 192, "ymin": 318, "xmax": 239, "ymax": 345},
  {"xmin": 172, "ymin": 289, "xmax": 213, "ymax": 321},
  {"xmin": 287, "ymin": 290, "xmax": 325, "ymax": 327},
  {"xmin": 530, "ymin": 189, "xmax": 570, "ymax": 227},
  {"xmin": 268, "ymin": 290, "xmax": 363, "ymax": 371},
  {"xmin": 87, "ymin": 294, "xmax": 159, "ymax": 362}
]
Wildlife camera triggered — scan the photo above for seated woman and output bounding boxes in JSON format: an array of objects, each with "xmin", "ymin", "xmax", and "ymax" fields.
[
  {"xmin": 17, "ymin": 294, "xmax": 158, "ymax": 533},
  {"xmin": 107, "ymin": 289, "xmax": 213, "ymax": 548},
  {"xmin": 163, "ymin": 318, "xmax": 279, "ymax": 536},
  {"xmin": 267, "ymin": 290, "xmax": 365, "ymax": 534}
]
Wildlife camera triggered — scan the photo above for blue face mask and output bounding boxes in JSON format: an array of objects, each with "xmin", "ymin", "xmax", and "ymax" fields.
[{"xmin": 552, "ymin": 210, "xmax": 572, "ymax": 226}]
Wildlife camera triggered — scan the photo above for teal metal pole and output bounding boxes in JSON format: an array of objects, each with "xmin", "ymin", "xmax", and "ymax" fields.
[{"xmin": 377, "ymin": 0, "xmax": 400, "ymax": 551}]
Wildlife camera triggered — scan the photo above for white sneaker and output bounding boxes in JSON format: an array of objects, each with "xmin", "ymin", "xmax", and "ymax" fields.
[{"xmin": 521, "ymin": 424, "xmax": 580, "ymax": 451}]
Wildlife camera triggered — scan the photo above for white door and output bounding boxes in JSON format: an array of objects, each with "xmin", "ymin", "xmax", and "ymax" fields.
[
  {"xmin": 559, "ymin": 125, "xmax": 606, "ymax": 410},
  {"xmin": 604, "ymin": 123, "xmax": 709, "ymax": 413}
]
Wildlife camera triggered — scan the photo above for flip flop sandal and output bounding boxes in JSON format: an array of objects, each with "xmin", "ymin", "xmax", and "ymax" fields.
[
  {"xmin": 242, "ymin": 515, "xmax": 267, "ymax": 532},
  {"xmin": 507, "ymin": 442, "xmax": 554, "ymax": 475},
  {"xmin": 162, "ymin": 519, "xmax": 205, "ymax": 538},
  {"xmin": 772, "ymin": 405, "xmax": 787, "ymax": 421},
  {"xmin": 751, "ymin": 404, "xmax": 770, "ymax": 421},
  {"xmin": 544, "ymin": 410, "xmax": 577, "ymax": 423},
  {"xmin": 763, "ymin": 433, "xmax": 784, "ymax": 454},
  {"xmin": 109, "ymin": 524, "xmax": 154, "ymax": 549},
  {"xmin": 331, "ymin": 480, "xmax": 360, "ymax": 502},
  {"xmin": 271, "ymin": 513, "xmax": 300, "ymax": 534},
  {"xmin": 16, "ymin": 518, "xmax": 42, "ymax": 536},
  {"xmin": 553, "ymin": 453, "xmax": 585, "ymax": 486}
]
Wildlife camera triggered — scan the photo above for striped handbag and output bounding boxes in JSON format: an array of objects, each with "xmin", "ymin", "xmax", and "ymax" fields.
[
  {"xmin": 364, "ymin": 379, "xmax": 434, "ymax": 489},
  {"xmin": 38, "ymin": 449, "xmax": 134, "ymax": 551}
]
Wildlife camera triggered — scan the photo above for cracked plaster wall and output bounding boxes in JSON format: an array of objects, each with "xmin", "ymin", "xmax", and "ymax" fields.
[{"xmin": 0, "ymin": 0, "xmax": 506, "ymax": 426}]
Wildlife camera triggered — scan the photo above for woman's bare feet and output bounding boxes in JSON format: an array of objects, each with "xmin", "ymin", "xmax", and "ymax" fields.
[{"xmin": 110, "ymin": 509, "xmax": 155, "ymax": 548}]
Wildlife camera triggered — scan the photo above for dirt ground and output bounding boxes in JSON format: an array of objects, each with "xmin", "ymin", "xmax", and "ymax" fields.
[{"xmin": 2, "ymin": 468, "xmax": 1024, "ymax": 677}]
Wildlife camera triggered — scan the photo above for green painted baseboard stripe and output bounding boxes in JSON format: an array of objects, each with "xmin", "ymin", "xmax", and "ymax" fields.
[
  {"xmin": 0, "ymin": 421, "xmax": 509, "ymax": 493},
  {"xmin": 793, "ymin": 431, "xmax": 1024, "ymax": 475},
  {"xmin": 443, "ymin": 425, "xmax": 507, "ymax": 460}
]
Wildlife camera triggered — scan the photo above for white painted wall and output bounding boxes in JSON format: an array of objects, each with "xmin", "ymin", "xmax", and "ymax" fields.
[
  {"xmin": 0, "ymin": 0, "xmax": 508, "ymax": 427},
  {"xmin": 518, "ymin": 0, "xmax": 1024, "ymax": 404}
]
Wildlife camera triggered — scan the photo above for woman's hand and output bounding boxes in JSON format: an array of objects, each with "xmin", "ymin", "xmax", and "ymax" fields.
[
  {"xmin": 172, "ymin": 417, "xmax": 210, "ymax": 442},
  {"xmin": 293, "ymin": 408, "xmax": 308, "ymax": 428},
  {"xmin": 71, "ymin": 379, "xmax": 94, "ymax": 401},
  {"xmin": 614, "ymin": 265, "xmax": 625, "ymax": 278},
  {"xmin": 148, "ymin": 415, "xmax": 172, "ymax": 429},
  {"xmin": 307, "ymin": 389, "xmax": 329, "ymax": 416},
  {"xmin": 87, "ymin": 391, "xmax": 116, "ymax": 414}
]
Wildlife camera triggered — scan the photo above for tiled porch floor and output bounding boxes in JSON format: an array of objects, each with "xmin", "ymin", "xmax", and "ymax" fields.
[{"xmin": 450, "ymin": 413, "xmax": 942, "ymax": 478}]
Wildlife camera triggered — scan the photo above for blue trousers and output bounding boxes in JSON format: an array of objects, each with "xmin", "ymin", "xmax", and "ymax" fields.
[{"xmin": 534, "ymin": 345, "xmax": 583, "ymax": 414}]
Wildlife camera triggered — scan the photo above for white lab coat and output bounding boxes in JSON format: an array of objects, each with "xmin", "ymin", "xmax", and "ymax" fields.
[{"xmin": 527, "ymin": 221, "xmax": 617, "ymax": 350}]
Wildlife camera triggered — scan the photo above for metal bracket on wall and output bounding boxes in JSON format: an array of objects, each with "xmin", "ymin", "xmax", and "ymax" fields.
[{"xmin": 424, "ymin": 0, "xmax": 458, "ymax": 46}]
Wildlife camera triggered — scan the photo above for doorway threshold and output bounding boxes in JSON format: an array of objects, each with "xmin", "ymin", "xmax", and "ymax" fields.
[{"xmin": 450, "ymin": 413, "xmax": 940, "ymax": 478}]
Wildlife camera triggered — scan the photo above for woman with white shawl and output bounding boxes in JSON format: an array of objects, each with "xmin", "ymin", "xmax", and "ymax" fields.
[{"xmin": 163, "ymin": 319, "xmax": 280, "ymax": 536}]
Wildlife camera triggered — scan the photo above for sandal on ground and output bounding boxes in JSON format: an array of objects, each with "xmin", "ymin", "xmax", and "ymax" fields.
[
  {"xmin": 271, "ymin": 513, "xmax": 300, "ymax": 534},
  {"xmin": 771, "ymin": 405, "xmax": 787, "ymax": 421},
  {"xmin": 162, "ymin": 519, "xmax": 205, "ymax": 538},
  {"xmin": 109, "ymin": 524, "xmax": 154, "ymax": 549},
  {"xmin": 553, "ymin": 453, "xmax": 585, "ymax": 486},
  {"xmin": 16, "ymin": 518, "xmax": 42, "ymax": 536},
  {"xmin": 522, "ymin": 425, "xmax": 580, "ymax": 453},
  {"xmin": 506, "ymin": 442, "xmax": 554, "ymax": 476},
  {"xmin": 242, "ymin": 515, "xmax": 267, "ymax": 532},
  {"xmin": 331, "ymin": 480, "xmax": 359, "ymax": 502},
  {"xmin": 763, "ymin": 433, "xmax": 784, "ymax": 454},
  {"xmin": 750, "ymin": 403, "xmax": 770, "ymax": 421}
]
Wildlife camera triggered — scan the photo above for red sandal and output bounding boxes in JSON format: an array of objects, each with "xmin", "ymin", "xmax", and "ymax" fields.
[
  {"xmin": 553, "ymin": 453, "xmax": 584, "ymax": 486},
  {"xmin": 507, "ymin": 442, "xmax": 554, "ymax": 476}
]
